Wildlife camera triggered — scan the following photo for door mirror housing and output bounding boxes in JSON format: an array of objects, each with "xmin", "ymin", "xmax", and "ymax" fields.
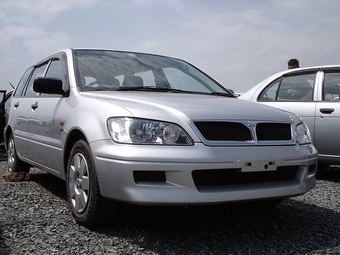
[{"xmin": 33, "ymin": 77, "xmax": 69, "ymax": 96}]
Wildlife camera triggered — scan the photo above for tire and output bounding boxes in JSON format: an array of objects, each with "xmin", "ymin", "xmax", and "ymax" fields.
[
  {"xmin": 66, "ymin": 140, "xmax": 116, "ymax": 227},
  {"xmin": 7, "ymin": 133, "xmax": 30, "ymax": 173}
]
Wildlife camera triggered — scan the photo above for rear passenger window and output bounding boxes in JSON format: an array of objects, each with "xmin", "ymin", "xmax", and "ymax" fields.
[
  {"xmin": 14, "ymin": 67, "xmax": 33, "ymax": 97},
  {"xmin": 323, "ymin": 72, "xmax": 340, "ymax": 101},
  {"xmin": 259, "ymin": 73, "xmax": 316, "ymax": 102}
]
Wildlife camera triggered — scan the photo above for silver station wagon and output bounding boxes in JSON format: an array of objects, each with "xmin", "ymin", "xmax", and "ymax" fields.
[
  {"xmin": 5, "ymin": 49, "xmax": 318, "ymax": 227},
  {"xmin": 240, "ymin": 65, "xmax": 340, "ymax": 167}
]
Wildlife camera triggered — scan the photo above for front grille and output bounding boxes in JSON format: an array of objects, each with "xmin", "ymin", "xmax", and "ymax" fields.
[
  {"xmin": 192, "ymin": 166, "xmax": 298, "ymax": 191},
  {"xmin": 193, "ymin": 121, "xmax": 292, "ymax": 142},
  {"xmin": 256, "ymin": 123, "xmax": 291, "ymax": 140},
  {"xmin": 194, "ymin": 122, "xmax": 252, "ymax": 141}
]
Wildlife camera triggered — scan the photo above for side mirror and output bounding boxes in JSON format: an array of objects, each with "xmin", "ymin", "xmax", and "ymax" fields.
[{"xmin": 33, "ymin": 77, "xmax": 68, "ymax": 96}]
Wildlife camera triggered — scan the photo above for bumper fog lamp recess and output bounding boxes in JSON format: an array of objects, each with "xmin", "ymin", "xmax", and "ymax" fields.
[
  {"xmin": 133, "ymin": 171, "xmax": 166, "ymax": 184},
  {"xmin": 307, "ymin": 164, "xmax": 317, "ymax": 177}
]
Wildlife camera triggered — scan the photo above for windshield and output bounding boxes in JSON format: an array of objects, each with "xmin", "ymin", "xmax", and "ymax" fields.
[{"xmin": 74, "ymin": 50, "xmax": 233, "ymax": 96}]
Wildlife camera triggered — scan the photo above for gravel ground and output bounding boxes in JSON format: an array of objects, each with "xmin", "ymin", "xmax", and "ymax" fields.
[{"xmin": 0, "ymin": 161, "xmax": 339, "ymax": 255}]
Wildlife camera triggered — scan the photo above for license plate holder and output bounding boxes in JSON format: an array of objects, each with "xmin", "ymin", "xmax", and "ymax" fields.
[{"xmin": 237, "ymin": 160, "xmax": 277, "ymax": 172}]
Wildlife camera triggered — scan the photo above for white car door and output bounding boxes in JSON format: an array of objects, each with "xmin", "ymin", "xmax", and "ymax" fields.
[{"xmin": 314, "ymin": 70, "xmax": 340, "ymax": 160}]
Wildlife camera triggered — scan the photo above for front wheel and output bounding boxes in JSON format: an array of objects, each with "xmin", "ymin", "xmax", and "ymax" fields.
[
  {"xmin": 7, "ymin": 133, "xmax": 30, "ymax": 173},
  {"xmin": 66, "ymin": 140, "xmax": 116, "ymax": 227}
]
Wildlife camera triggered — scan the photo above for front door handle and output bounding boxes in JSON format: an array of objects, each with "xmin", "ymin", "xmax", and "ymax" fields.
[
  {"xmin": 31, "ymin": 102, "xmax": 38, "ymax": 110},
  {"xmin": 319, "ymin": 108, "xmax": 334, "ymax": 114}
]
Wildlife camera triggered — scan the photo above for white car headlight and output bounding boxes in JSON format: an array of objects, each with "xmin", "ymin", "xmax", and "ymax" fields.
[
  {"xmin": 107, "ymin": 117, "xmax": 193, "ymax": 145},
  {"xmin": 295, "ymin": 122, "xmax": 312, "ymax": 144}
]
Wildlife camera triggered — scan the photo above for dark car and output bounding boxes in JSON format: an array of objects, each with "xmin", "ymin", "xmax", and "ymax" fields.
[{"xmin": 0, "ymin": 90, "xmax": 12, "ymax": 158}]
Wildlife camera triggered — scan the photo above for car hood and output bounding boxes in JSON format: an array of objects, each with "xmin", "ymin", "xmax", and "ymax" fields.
[{"xmin": 81, "ymin": 91, "xmax": 297, "ymax": 123}]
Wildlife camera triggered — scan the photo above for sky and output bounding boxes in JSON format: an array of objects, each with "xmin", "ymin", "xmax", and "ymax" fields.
[{"xmin": 1, "ymin": 0, "xmax": 340, "ymax": 93}]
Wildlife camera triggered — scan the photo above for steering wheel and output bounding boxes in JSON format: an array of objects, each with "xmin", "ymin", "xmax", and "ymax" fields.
[{"xmin": 87, "ymin": 80, "xmax": 100, "ymax": 87}]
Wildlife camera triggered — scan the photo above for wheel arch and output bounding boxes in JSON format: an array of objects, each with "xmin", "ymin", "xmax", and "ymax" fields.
[
  {"xmin": 64, "ymin": 129, "xmax": 87, "ymax": 175},
  {"xmin": 4, "ymin": 126, "xmax": 13, "ymax": 150}
]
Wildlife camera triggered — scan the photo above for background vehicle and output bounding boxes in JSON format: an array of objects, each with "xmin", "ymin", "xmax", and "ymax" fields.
[
  {"xmin": 240, "ymin": 65, "xmax": 340, "ymax": 167},
  {"xmin": 0, "ymin": 90, "xmax": 12, "ymax": 159},
  {"xmin": 4, "ymin": 49, "xmax": 318, "ymax": 227}
]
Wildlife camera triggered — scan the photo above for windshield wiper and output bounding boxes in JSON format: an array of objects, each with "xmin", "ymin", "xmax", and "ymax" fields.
[
  {"xmin": 208, "ymin": 92, "xmax": 236, "ymax": 97},
  {"xmin": 116, "ymin": 87, "xmax": 235, "ymax": 97},
  {"xmin": 117, "ymin": 86, "xmax": 154, "ymax": 91},
  {"xmin": 117, "ymin": 87, "xmax": 196, "ymax": 93},
  {"xmin": 163, "ymin": 88, "xmax": 197, "ymax": 94}
]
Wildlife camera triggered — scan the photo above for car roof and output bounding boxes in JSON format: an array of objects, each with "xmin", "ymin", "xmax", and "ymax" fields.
[
  {"xmin": 240, "ymin": 65, "xmax": 340, "ymax": 100},
  {"xmin": 271, "ymin": 65, "xmax": 340, "ymax": 77},
  {"xmin": 29, "ymin": 48, "xmax": 187, "ymax": 71}
]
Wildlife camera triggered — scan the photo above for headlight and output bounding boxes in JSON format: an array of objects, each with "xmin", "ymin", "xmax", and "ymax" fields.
[
  {"xmin": 295, "ymin": 122, "xmax": 312, "ymax": 144},
  {"xmin": 107, "ymin": 117, "xmax": 193, "ymax": 145}
]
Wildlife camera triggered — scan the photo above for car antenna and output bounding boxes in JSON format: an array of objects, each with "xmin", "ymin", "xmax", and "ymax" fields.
[{"xmin": 8, "ymin": 82, "xmax": 15, "ymax": 89}]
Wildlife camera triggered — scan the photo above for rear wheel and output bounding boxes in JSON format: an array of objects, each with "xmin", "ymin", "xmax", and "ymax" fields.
[
  {"xmin": 7, "ymin": 133, "xmax": 30, "ymax": 173},
  {"xmin": 66, "ymin": 140, "xmax": 116, "ymax": 227}
]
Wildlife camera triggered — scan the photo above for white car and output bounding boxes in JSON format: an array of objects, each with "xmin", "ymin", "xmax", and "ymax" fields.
[
  {"xmin": 5, "ymin": 49, "xmax": 318, "ymax": 227},
  {"xmin": 240, "ymin": 65, "xmax": 340, "ymax": 167}
]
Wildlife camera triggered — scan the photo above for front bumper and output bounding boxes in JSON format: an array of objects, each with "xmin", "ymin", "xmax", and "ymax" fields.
[{"xmin": 91, "ymin": 140, "xmax": 318, "ymax": 205}]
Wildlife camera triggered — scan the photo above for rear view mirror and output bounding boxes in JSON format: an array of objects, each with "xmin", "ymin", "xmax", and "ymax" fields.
[{"xmin": 33, "ymin": 77, "xmax": 68, "ymax": 96}]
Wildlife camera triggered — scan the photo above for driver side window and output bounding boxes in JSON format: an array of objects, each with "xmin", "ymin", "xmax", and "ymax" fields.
[{"xmin": 24, "ymin": 63, "xmax": 48, "ymax": 97}]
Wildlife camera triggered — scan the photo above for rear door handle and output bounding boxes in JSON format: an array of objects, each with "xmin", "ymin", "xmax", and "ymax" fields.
[
  {"xmin": 31, "ymin": 102, "xmax": 38, "ymax": 110},
  {"xmin": 319, "ymin": 108, "xmax": 334, "ymax": 114}
]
